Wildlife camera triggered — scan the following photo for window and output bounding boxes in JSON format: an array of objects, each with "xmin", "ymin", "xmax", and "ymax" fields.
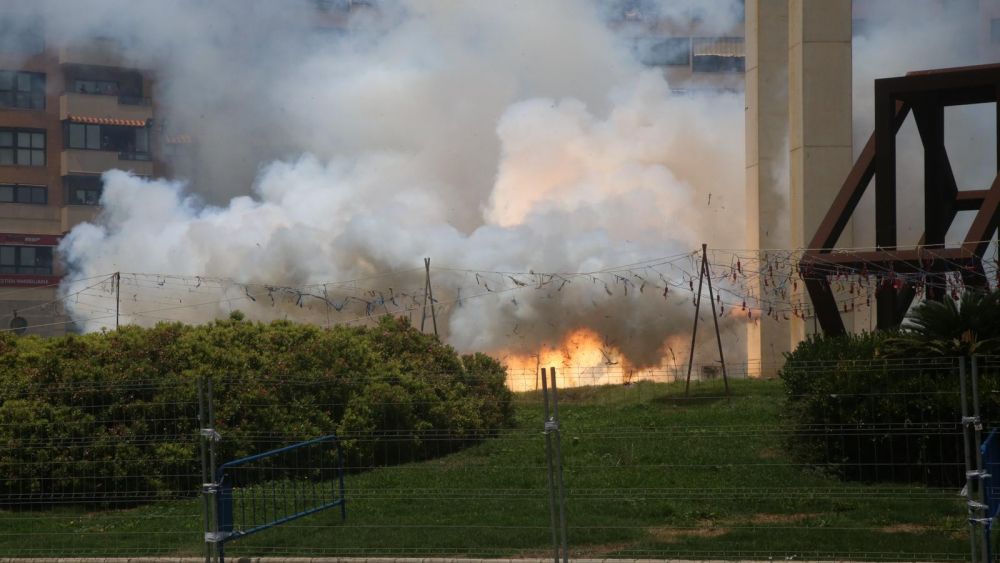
[
  {"xmin": 65, "ymin": 175, "xmax": 102, "ymax": 205},
  {"xmin": 67, "ymin": 69, "xmax": 144, "ymax": 100},
  {"xmin": 67, "ymin": 123, "xmax": 101, "ymax": 150},
  {"xmin": 691, "ymin": 37, "xmax": 745, "ymax": 73},
  {"xmin": 316, "ymin": 0, "xmax": 370, "ymax": 11},
  {"xmin": 65, "ymin": 122, "xmax": 150, "ymax": 159},
  {"xmin": 135, "ymin": 127, "xmax": 149, "ymax": 153},
  {"xmin": 635, "ymin": 37, "xmax": 691, "ymax": 67},
  {"xmin": 73, "ymin": 79, "xmax": 118, "ymax": 95},
  {"xmin": 0, "ymin": 71, "xmax": 45, "ymax": 110},
  {"xmin": 992, "ymin": 19, "xmax": 1000, "ymax": 44},
  {"xmin": 693, "ymin": 54, "xmax": 745, "ymax": 72},
  {"xmin": 0, "ymin": 245, "xmax": 53, "ymax": 275},
  {"xmin": 0, "ymin": 129, "xmax": 45, "ymax": 166},
  {"xmin": 0, "ymin": 184, "xmax": 46, "ymax": 204}
]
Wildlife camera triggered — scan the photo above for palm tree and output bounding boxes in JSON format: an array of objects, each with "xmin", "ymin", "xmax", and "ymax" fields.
[{"xmin": 882, "ymin": 289, "xmax": 1000, "ymax": 357}]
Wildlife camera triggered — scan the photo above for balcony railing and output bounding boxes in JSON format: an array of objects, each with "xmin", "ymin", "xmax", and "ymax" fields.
[
  {"xmin": 62, "ymin": 204, "xmax": 100, "ymax": 232},
  {"xmin": 118, "ymin": 151, "xmax": 151, "ymax": 162},
  {"xmin": 117, "ymin": 95, "xmax": 151, "ymax": 106},
  {"xmin": 62, "ymin": 149, "xmax": 153, "ymax": 176},
  {"xmin": 59, "ymin": 92, "xmax": 153, "ymax": 122}
]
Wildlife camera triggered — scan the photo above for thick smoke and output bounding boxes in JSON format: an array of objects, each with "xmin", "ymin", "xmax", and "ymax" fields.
[
  {"xmin": 41, "ymin": 0, "xmax": 995, "ymax": 362},
  {"xmin": 46, "ymin": 0, "xmax": 747, "ymax": 366}
]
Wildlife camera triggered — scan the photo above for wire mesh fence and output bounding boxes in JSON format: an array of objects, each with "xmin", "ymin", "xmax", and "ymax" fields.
[
  {"xmin": 3, "ymin": 357, "xmax": 998, "ymax": 561},
  {"xmin": 0, "ymin": 378, "xmax": 202, "ymax": 556}
]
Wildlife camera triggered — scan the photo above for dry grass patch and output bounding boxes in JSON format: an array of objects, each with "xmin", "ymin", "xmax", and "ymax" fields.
[
  {"xmin": 757, "ymin": 447, "xmax": 782, "ymax": 459},
  {"xmin": 648, "ymin": 522, "xmax": 730, "ymax": 543},
  {"xmin": 570, "ymin": 541, "xmax": 640, "ymax": 557},
  {"xmin": 750, "ymin": 513, "xmax": 818, "ymax": 525},
  {"xmin": 881, "ymin": 523, "xmax": 936, "ymax": 534}
]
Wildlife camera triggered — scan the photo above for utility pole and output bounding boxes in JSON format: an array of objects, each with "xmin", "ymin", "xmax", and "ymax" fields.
[
  {"xmin": 421, "ymin": 257, "xmax": 438, "ymax": 337},
  {"xmin": 685, "ymin": 244, "xmax": 729, "ymax": 395},
  {"xmin": 114, "ymin": 272, "xmax": 121, "ymax": 330}
]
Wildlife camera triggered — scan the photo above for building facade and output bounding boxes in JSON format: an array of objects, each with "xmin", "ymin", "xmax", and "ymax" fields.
[
  {"xmin": 607, "ymin": 0, "xmax": 746, "ymax": 93},
  {"xmin": 0, "ymin": 25, "xmax": 161, "ymax": 335}
]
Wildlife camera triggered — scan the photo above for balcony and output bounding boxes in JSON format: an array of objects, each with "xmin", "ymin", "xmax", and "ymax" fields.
[
  {"xmin": 57, "ymin": 39, "xmax": 125, "ymax": 68},
  {"xmin": 0, "ymin": 204, "xmax": 61, "ymax": 235},
  {"xmin": 60, "ymin": 92, "xmax": 152, "ymax": 123},
  {"xmin": 61, "ymin": 149, "xmax": 153, "ymax": 177},
  {"xmin": 61, "ymin": 204, "xmax": 100, "ymax": 231}
]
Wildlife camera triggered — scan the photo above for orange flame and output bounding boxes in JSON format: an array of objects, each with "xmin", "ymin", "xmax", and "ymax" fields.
[{"xmin": 501, "ymin": 328, "xmax": 688, "ymax": 392}]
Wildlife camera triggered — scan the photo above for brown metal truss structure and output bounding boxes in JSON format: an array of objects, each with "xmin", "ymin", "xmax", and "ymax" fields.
[{"xmin": 801, "ymin": 64, "xmax": 1000, "ymax": 335}]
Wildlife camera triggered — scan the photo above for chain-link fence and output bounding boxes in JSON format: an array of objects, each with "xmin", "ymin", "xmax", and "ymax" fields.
[{"xmin": 3, "ymin": 358, "xmax": 997, "ymax": 561}]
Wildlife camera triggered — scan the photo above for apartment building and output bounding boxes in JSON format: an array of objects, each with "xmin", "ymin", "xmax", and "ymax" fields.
[
  {"xmin": 0, "ymin": 21, "xmax": 161, "ymax": 335},
  {"xmin": 608, "ymin": 0, "xmax": 746, "ymax": 93}
]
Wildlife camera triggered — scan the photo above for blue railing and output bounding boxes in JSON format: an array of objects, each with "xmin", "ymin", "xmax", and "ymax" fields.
[
  {"xmin": 980, "ymin": 429, "xmax": 1000, "ymax": 560},
  {"xmin": 214, "ymin": 434, "xmax": 346, "ymax": 559}
]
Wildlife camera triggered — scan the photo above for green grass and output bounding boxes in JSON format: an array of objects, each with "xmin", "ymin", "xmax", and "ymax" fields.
[{"xmin": 0, "ymin": 378, "xmax": 971, "ymax": 560}]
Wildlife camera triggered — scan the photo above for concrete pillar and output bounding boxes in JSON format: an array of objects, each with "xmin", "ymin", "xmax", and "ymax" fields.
[
  {"xmin": 788, "ymin": 0, "xmax": 853, "ymax": 346},
  {"xmin": 745, "ymin": 0, "xmax": 790, "ymax": 376}
]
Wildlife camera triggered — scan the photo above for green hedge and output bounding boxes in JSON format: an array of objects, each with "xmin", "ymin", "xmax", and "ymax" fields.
[
  {"xmin": 780, "ymin": 332, "xmax": 1000, "ymax": 486},
  {"xmin": 0, "ymin": 315, "xmax": 514, "ymax": 507}
]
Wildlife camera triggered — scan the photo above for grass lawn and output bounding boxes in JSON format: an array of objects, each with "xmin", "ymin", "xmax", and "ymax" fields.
[{"xmin": 0, "ymin": 378, "xmax": 971, "ymax": 560}]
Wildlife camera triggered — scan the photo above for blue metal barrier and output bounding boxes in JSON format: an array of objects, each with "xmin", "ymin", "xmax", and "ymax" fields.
[
  {"xmin": 982, "ymin": 430, "xmax": 1000, "ymax": 518},
  {"xmin": 980, "ymin": 429, "xmax": 1000, "ymax": 560},
  {"xmin": 214, "ymin": 434, "xmax": 346, "ymax": 561}
]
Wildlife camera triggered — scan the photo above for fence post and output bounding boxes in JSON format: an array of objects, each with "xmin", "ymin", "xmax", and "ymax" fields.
[
  {"xmin": 199, "ymin": 378, "xmax": 223, "ymax": 563},
  {"xmin": 541, "ymin": 367, "xmax": 570, "ymax": 563},
  {"xmin": 198, "ymin": 377, "xmax": 211, "ymax": 563},
  {"xmin": 959, "ymin": 357, "xmax": 978, "ymax": 562},
  {"xmin": 972, "ymin": 356, "xmax": 990, "ymax": 563},
  {"xmin": 960, "ymin": 355, "xmax": 994, "ymax": 563},
  {"xmin": 541, "ymin": 368, "xmax": 560, "ymax": 563},
  {"xmin": 550, "ymin": 367, "xmax": 569, "ymax": 563}
]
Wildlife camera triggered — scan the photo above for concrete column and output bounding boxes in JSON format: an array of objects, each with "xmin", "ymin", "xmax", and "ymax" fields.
[
  {"xmin": 745, "ymin": 0, "xmax": 790, "ymax": 376},
  {"xmin": 788, "ymin": 0, "xmax": 853, "ymax": 346}
]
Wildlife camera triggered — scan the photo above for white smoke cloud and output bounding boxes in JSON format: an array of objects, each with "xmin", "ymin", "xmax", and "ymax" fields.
[
  {"xmin": 45, "ymin": 0, "xmax": 749, "ymax": 366},
  {"xmin": 61, "ymin": 67, "xmax": 745, "ymax": 366},
  {"xmin": 41, "ymin": 0, "xmax": 995, "ymax": 364}
]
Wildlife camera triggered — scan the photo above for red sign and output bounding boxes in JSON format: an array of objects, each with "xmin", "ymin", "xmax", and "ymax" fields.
[
  {"xmin": 0, "ymin": 233, "xmax": 61, "ymax": 246},
  {"xmin": 0, "ymin": 275, "xmax": 62, "ymax": 287}
]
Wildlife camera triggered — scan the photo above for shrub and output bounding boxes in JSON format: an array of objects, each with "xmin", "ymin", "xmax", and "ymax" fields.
[
  {"xmin": 0, "ymin": 316, "xmax": 513, "ymax": 507},
  {"xmin": 882, "ymin": 289, "xmax": 1000, "ymax": 357},
  {"xmin": 780, "ymin": 331, "xmax": 1000, "ymax": 486}
]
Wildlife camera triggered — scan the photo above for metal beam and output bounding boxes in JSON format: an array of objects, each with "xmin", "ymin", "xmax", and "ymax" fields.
[{"xmin": 800, "ymin": 64, "xmax": 1000, "ymax": 334}]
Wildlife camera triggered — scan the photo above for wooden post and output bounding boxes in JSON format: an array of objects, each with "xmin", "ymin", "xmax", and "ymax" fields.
[
  {"xmin": 685, "ymin": 253, "xmax": 706, "ymax": 395},
  {"xmin": 535, "ymin": 355, "xmax": 541, "ymax": 391},
  {"xmin": 421, "ymin": 257, "xmax": 438, "ymax": 337},
  {"xmin": 685, "ymin": 244, "xmax": 729, "ymax": 395},
  {"xmin": 421, "ymin": 260, "xmax": 428, "ymax": 332},
  {"xmin": 114, "ymin": 272, "xmax": 121, "ymax": 330},
  {"xmin": 701, "ymin": 245, "xmax": 730, "ymax": 395}
]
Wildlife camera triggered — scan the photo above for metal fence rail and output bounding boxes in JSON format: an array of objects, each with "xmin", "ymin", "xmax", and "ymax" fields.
[
  {"xmin": 3, "ymin": 357, "xmax": 997, "ymax": 561},
  {"xmin": 212, "ymin": 433, "xmax": 347, "ymax": 562}
]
